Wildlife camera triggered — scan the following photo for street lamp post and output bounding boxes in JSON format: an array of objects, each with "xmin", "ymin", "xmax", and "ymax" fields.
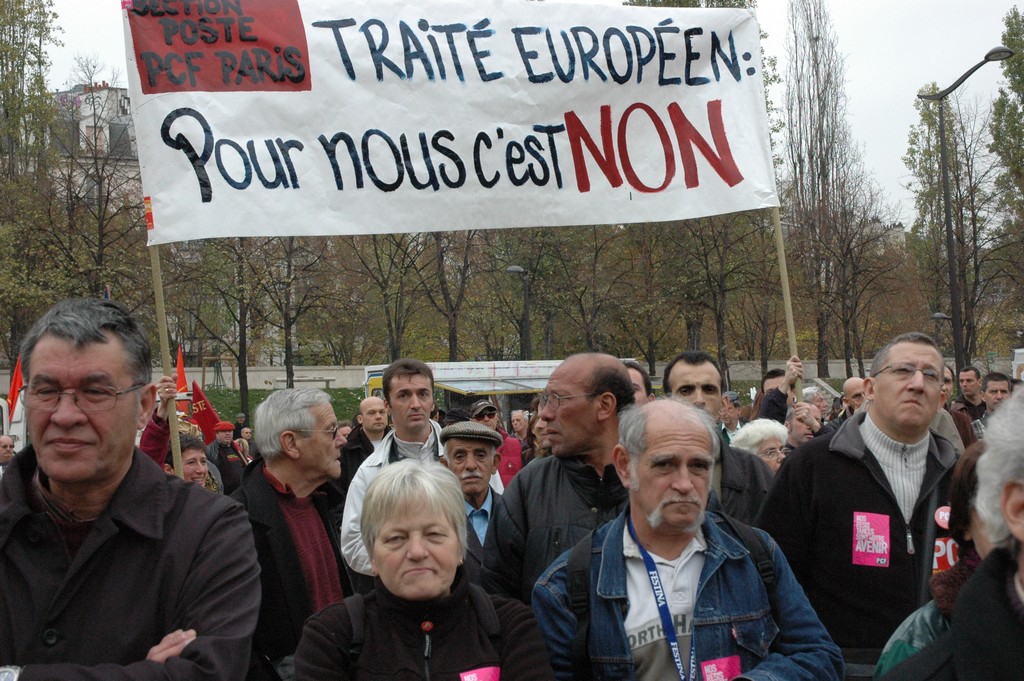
[
  {"xmin": 931, "ymin": 311, "xmax": 952, "ymax": 356},
  {"xmin": 506, "ymin": 265, "xmax": 532, "ymax": 361},
  {"xmin": 918, "ymin": 46, "xmax": 1014, "ymax": 374}
]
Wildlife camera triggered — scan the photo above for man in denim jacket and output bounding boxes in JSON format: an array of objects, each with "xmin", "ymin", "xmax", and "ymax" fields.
[{"xmin": 532, "ymin": 400, "xmax": 842, "ymax": 680}]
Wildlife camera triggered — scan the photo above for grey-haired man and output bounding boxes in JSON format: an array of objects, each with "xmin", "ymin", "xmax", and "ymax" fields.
[
  {"xmin": 0, "ymin": 298, "xmax": 259, "ymax": 681},
  {"xmin": 440, "ymin": 420, "xmax": 504, "ymax": 585}
]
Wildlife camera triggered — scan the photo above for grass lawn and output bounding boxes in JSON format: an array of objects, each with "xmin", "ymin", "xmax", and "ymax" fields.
[{"xmin": 202, "ymin": 388, "xmax": 366, "ymax": 424}]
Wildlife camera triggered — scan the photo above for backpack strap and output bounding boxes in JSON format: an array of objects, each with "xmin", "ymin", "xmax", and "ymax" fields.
[
  {"xmin": 567, "ymin": 530, "xmax": 595, "ymax": 681},
  {"xmin": 344, "ymin": 593, "xmax": 366, "ymax": 661},
  {"xmin": 917, "ymin": 485, "xmax": 941, "ymax": 607},
  {"xmin": 468, "ymin": 583, "xmax": 502, "ymax": 650},
  {"xmin": 719, "ymin": 514, "xmax": 779, "ymax": 619}
]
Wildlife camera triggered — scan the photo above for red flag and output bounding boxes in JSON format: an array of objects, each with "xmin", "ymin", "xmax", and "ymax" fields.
[
  {"xmin": 191, "ymin": 381, "xmax": 221, "ymax": 444},
  {"xmin": 7, "ymin": 355, "xmax": 22, "ymax": 413},
  {"xmin": 175, "ymin": 345, "xmax": 189, "ymax": 414}
]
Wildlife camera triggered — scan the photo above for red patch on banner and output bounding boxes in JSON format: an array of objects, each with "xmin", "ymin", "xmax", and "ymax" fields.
[
  {"xmin": 144, "ymin": 197, "xmax": 154, "ymax": 230},
  {"xmin": 127, "ymin": 0, "xmax": 311, "ymax": 94}
]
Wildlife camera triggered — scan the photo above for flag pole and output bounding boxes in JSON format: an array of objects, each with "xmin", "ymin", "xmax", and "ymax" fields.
[
  {"xmin": 771, "ymin": 206, "xmax": 802, "ymax": 396},
  {"xmin": 150, "ymin": 244, "xmax": 184, "ymax": 478}
]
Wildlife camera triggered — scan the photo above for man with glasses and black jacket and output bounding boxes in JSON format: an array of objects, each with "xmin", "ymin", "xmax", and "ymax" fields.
[
  {"xmin": 758, "ymin": 332, "xmax": 956, "ymax": 680},
  {"xmin": 483, "ymin": 353, "xmax": 633, "ymax": 604}
]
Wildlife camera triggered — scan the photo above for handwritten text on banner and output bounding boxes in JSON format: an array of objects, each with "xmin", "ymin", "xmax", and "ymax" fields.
[{"xmin": 123, "ymin": 0, "xmax": 778, "ymax": 245}]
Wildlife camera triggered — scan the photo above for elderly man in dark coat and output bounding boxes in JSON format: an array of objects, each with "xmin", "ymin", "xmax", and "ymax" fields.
[{"xmin": 440, "ymin": 420, "xmax": 504, "ymax": 585}]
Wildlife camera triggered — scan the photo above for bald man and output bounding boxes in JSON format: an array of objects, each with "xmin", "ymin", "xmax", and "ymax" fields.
[
  {"xmin": 338, "ymin": 396, "xmax": 390, "ymax": 495},
  {"xmin": 484, "ymin": 353, "xmax": 634, "ymax": 603},
  {"xmin": 834, "ymin": 377, "xmax": 865, "ymax": 426},
  {"xmin": 0, "ymin": 435, "xmax": 14, "ymax": 478}
]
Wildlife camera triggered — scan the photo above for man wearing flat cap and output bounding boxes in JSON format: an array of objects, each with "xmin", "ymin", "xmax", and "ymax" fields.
[
  {"xmin": 440, "ymin": 421, "xmax": 503, "ymax": 585},
  {"xmin": 207, "ymin": 420, "xmax": 251, "ymax": 494}
]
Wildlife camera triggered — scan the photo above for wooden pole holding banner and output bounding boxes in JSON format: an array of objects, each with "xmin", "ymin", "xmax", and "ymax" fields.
[
  {"xmin": 149, "ymin": 245, "xmax": 184, "ymax": 478},
  {"xmin": 770, "ymin": 206, "xmax": 802, "ymax": 397}
]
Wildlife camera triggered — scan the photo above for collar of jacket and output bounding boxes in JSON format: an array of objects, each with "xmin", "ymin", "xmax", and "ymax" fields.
[
  {"xmin": 828, "ymin": 411, "xmax": 956, "ymax": 470},
  {"xmin": 0, "ymin": 447, "xmax": 172, "ymax": 550},
  {"xmin": 363, "ymin": 420, "xmax": 444, "ymax": 468},
  {"xmin": 594, "ymin": 507, "xmax": 748, "ymax": 601}
]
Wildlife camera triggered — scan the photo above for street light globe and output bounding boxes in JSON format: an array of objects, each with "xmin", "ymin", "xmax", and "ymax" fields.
[
  {"xmin": 506, "ymin": 265, "xmax": 525, "ymax": 274},
  {"xmin": 985, "ymin": 46, "xmax": 1015, "ymax": 62}
]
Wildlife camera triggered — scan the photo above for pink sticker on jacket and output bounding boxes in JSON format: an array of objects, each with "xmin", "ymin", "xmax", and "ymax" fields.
[
  {"xmin": 852, "ymin": 512, "xmax": 890, "ymax": 567},
  {"xmin": 460, "ymin": 667, "xmax": 500, "ymax": 681},
  {"xmin": 701, "ymin": 655, "xmax": 742, "ymax": 680}
]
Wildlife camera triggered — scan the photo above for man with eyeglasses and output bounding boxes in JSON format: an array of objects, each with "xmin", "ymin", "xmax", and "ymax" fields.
[
  {"xmin": 0, "ymin": 436, "xmax": 14, "ymax": 478},
  {"xmin": 758, "ymin": 332, "xmax": 956, "ymax": 679},
  {"xmin": 483, "ymin": 353, "xmax": 633, "ymax": 603},
  {"xmin": 231, "ymin": 388, "xmax": 351, "ymax": 681},
  {"xmin": 0, "ymin": 298, "xmax": 259, "ymax": 681}
]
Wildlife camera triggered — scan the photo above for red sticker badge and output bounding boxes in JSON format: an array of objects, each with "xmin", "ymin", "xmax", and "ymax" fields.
[{"xmin": 933, "ymin": 537, "xmax": 958, "ymax": 572}]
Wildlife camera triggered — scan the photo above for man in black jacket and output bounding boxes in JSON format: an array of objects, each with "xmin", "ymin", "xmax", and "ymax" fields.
[
  {"xmin": 338, "ymin": 396, "xmax": 390, "ymax": 496},
  {"xmin": 0, "ymin": 298, "xmax": 260, "ymax": 681},
  {"xmin": 233, "ymin": 388, "xmax": 351, "ymax": 680},
  {"xmin": 758, "ymin": 332, "xmax": 955, "ymax": 679},
  {"xmin": 483, "ymin": 353, "xmax": 633, "ymax": 604},
  {"xmin": 662, "ymin": 350, "xmax": 773, "ymax": 524}
]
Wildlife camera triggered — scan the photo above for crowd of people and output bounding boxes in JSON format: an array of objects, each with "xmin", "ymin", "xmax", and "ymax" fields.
[{"xmin": 0, "ymin": 298, "xmax": 1022, "ymax": 681}]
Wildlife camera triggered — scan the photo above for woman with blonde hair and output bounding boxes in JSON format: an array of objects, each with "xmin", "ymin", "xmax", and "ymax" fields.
[{"xmin": 294, "ymin": 460, "xmax": 554, "ymax": 680}]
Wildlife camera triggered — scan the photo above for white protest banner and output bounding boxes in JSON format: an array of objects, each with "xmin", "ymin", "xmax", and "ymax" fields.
[{"xmin": 123, "ymin": 0, "xmax": 778, "ymax": 245}]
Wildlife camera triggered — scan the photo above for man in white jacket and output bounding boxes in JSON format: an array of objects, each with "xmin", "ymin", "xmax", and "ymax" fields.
[{"xmin": 340, "ymin": 359, "xmax": 502, "ymax": 591}]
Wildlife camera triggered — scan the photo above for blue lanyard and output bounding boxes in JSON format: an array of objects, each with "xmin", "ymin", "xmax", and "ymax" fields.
[{"xmin": 627, "ymin": 517, "xmax": 695, "ymax": 681}]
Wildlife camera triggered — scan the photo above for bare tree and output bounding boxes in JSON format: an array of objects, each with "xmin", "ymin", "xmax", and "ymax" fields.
[
  {"xmin": 611, "ymin": 222, "xmax": 689, "ymax": 376},
  {"xmin": 44, "ymin": 58, "xmax": 148, "ymax": 300},
  {"xmin": 784, "ymin": 0, "xmax": 870, "ymax": 376},
  {"xmin": 416, "ymin": 231, "xmax": 478, "ymax": 361},
  {"xmin": 341, "ymin": 233, "xmax": 427, "ymax": 361},
  {"xmin": 174, "ymin": 238, "xmax": 261, "ymax": 414},
  {"xmin": 906, "ymin": 92, "xmax": 1006, "ymax": 362},
  {"xmin": 543, "ymin": 225, "xmax": 631, "ymax": 352},
  {"xmin": 251, "ymin": 236, "xmax": 333, "ymax": 386}
]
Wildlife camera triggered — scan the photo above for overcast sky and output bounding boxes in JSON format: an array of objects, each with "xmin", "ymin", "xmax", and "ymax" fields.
[{"xmin": 45, "ymin": 0, "xmax": 1016, "ymax": 226}]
